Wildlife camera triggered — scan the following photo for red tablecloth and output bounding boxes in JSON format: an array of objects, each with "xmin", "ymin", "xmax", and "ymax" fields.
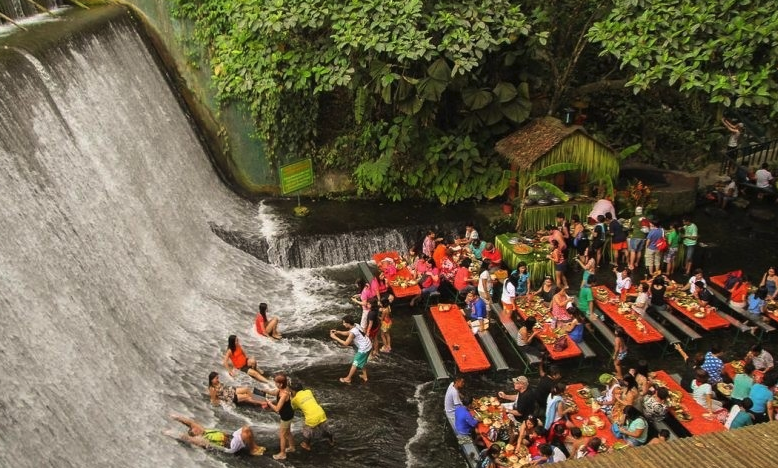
[
  {"xmin": 373, "ymin": 251, "xmax": 421, "ymax": 298},
  {"xmin": 709, "ymin": 271, "xmax": 741, "ymax": 290},
  {"xmin": 566, "ymin": 383, "xmax": 618, "ymax": 446},
  {"xmin": 665, "ymin": 293, "xmax": 730, "ymax": 331},
  {"xmin": 430, "ymin": 304, "xmax": 491, "ymax": 373},
  {"xmin": 515, "ymin": 297, "xmax": 582, "ymax": 360},
  {"xmin": 592, "ymin": 286, "xmax": 663, "ymax": 344},
  {"xmin": 652, "ymin": 370, "xmax": 726, "ymax": 436}
]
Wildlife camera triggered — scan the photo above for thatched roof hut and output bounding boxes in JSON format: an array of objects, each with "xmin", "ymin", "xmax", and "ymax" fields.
[{"xmin": 495, "ymin": 116, "xmax": 619, "ymax": 181}]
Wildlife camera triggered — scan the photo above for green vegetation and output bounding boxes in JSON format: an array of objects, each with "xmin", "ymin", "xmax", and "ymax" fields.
[{"xmin": 171, "ymin": 0, "xmax": 777, "ymax": 200}]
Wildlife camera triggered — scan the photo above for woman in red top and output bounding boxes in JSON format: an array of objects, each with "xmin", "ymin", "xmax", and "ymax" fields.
[
  {"xmin": 223, "ymin": 335, "xmax": 268, "ymax": 383},
  {"xmin": 255, "ymin": 303, "xmax": 282, "ymax": 339},
  {"xmin": 728, "ymin": 275, "xmax": 750, "ymax": 312}
]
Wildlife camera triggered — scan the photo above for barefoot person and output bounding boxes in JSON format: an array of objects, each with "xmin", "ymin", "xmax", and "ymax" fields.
[
  {"xmin": 207, "ymin": 372, "xmax": 267, "ymax": 407},
  {"xmin": 166, "ymin": 414, "xmax": 265, "ymax": 456},
  {"xmin": 223, "ymin": 335, "xmax": 269, "ymax": 383},
  {"xmin": 290, "ymin": 381, "xmax": 335, "ymax": 451},
  {"xmin": 255, "ymin": 303, "xmax": 282, "ymax": 339},
  {"xmin": 263, "ymin": 373, "xmax": 296, "ymax": 460},
  {"xmin": 330, "ymin": 315, "xmax": 372, "ymax": 384}
]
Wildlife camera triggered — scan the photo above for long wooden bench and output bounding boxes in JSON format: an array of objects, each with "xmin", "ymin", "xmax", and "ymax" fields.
[
  {"xmin": 445, "ymin": 413, "xmax": 479, "ymax": 468},
  {"xmin": 477, "ymin": 330, "xmax": 510, "ymax": 378},
  {"xmin": 708, "ymin": 286, "xmax": 776, "ymax": 341},
  {"xmin": 357, "ymin": 261, "xmax": 375, "ymax": 283},
  {"xmin": 651, "ymin": 307, "xmax": 703, "ymax": 347},
  {"xmin": 712, "ymin": 308, "xmax": 752, "ymax": 342},
  {"xmin": 588, "ymin": 317, "xmax": 617, "ymax": 353},
  {"xmin": 490, "ymin": 303, "xmax": 542, "ymax": 374},
  {"xmin": 412, "ymin": 314, "xmax": 450, "ymax": 388}
]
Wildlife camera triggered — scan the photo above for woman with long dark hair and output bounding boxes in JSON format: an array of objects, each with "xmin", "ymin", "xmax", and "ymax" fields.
[
  {"xmin": 264, "ymin": 373, "xmax": 296, "ymax": 460},
  {"xmin": 207, "ymin": 372, "xmax": 266, "ymax": 407},
  {"xmin": 255, "ymin": 302, "xmax": 282, "ymax": 339},
  {"xmin": 223, "ymin": 334, "xmax": 268, "ymax": 383}
]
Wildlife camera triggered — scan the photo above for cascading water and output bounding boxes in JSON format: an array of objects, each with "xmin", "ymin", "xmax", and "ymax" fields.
[{"xmin": 0, "ymin": 6, "xmax": 470, "ymax": 468}]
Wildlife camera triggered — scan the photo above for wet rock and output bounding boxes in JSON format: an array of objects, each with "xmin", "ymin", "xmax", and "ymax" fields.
[{"xmin": 748, "ymin": 207, "xmax": 776, "ymax": 222}]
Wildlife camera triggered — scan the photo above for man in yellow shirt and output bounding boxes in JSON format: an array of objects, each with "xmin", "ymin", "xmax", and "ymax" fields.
[{"xmin": 290, "ymin": 382, "xmax": 335, "ymax": 451}]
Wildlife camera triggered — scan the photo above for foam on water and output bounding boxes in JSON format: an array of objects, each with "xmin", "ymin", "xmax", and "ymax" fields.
[{"xmin": 404, "ymin": 381, "xmax": 435, "ymax": 468}]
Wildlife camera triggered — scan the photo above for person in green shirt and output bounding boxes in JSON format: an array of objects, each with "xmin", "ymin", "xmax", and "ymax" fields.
[
  {"xmin": 578, "ymin": 276, "xmax": 597, "ymax": 319},
  {"xmin": 681, "ymin": 216, "xmax": 698, "ymax": 275},
  {"xmin": 662, "ymin": 222, "xmax": 681, "ymax": 276},
  {"xmin": 627, "ymin": 207, "xmax": 648, "ymax": 270}
]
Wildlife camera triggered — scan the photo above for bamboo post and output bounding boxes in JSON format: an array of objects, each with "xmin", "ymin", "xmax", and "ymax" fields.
[
  {"xmin": 0, "ymin": 12, "xmax": 28, "ymax": 31},
  {"xmin": 23, "ymin": 0, "xmax": 56, "ymax": 16}
]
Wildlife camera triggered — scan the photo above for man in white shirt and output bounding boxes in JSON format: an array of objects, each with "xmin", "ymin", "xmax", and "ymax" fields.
[
  {"xmin": 444, "ymin": 376, "xmax": 465, "ymax": 417},
  {"xmin": 755, "ymin": 163, "xmax": 774, "ymax": 188},
  {"xmin": 680, "ymin": 268, "xmax": 706, "ymax": 295},
  {"xmin": 717, "ymin": 176, "xmax": 738, "ymax": 209}
]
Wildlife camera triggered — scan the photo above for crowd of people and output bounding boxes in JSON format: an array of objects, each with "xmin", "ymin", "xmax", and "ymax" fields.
[{"xmin": 166, "ymin": 306, "xmax": 335, "ymax": 461}]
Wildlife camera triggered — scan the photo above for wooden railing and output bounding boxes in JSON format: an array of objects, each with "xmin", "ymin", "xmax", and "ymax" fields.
[{"xmin": 720, "ymin": 138, "xmax": 778, "ymax": 175}]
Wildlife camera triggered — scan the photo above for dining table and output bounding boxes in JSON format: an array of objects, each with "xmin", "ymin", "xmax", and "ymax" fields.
[
  {"xmin": 372, "ymin": 251, "xmax": 421, "ymax": 298},
  {"xmin": 514, "ymin": 296, "xmax": 582, "ymax": 360},
  {"xmin": 591, "ymin": 285, "xmax": 664, "ymax": 344},
  {"xmin": 664, "ymin": 288, "xmax": 730, "ymax": 331},
  {"xmin": 494, "ymin": 234, "xmax": 553, "ymax": 286},
  {"xmin": 429, "ymin": 304, "xmax": 491, "ymax": 373},
  {"xmin": 566, "ymin": 383, "xmax": 619, "ymax": 447},
  {"xmin": 651, "ymin": 370, "xmax": 727, "ymax": 436}
]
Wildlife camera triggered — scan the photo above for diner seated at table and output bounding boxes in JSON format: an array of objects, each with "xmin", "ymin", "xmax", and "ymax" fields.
[
  {"xmin": 701, "ymin": 345, "xmax": 726, "ymax": 385},
  {"xmin": 469, "ymin": 236, "xmax": 486, "ymax": 260},
  {"xmin": 692, "ymin": 280, "xmax": 713, "ymax": 306},
  {"xmin": 614, "ymin": 266, "xmax": 632, "ymax": 297},
  {"xmin": 577, "ymin": 437, "xmax": 602, "ymax": 458},
  {"xmin": 642, "ymin": 387, "xmax": 669, "ymax": 423},
  {"xmin": 728, "ymin": 274, "xmax": 751, "ymax": 312},
  {"xmin": 498, "ymin": 376, "xmax": 536, "ymax": 422},
  {"xmin": 476, "ymin": 444, "xmax": 500, "ymax": 467},
  {"xmin": 564, "ymin": 427, "xmax": 587, "ymax": 459},
  {"xmin": 648, "ymin": 274, "xmax": 668, "ymax": 311},
  {"xmin": 631, "ymin": 360, "xmax": 652, "ymax": 396},
  {"xmin": 745, "ymin": 343, "xmax": 774, "ymax": 373},
  {"xmin": 457, "ymin": 221, "xmax": 479, "ymax": 245},
  {"xmin": 675, "ymin": 343, "xmax": 705, "ymax": 392},
  {"xmin": 616, "ymin": 374, "xmax": 639, "ymax": 410},
  {"xmin": 612, "ymin": 405, "xmax": 649, "ymax": 446},
  {"xmin": 535, "ymin": 276, "xmax": 558, "ymax": 307},
  {"xmin": 481, "ymin": 242, "xmax": 503, "ymax": 266},
  {"xmin": 409, "ymin": 257, "xmax": 440, "ymax": 307},
  {"xmin": 544, "ymin": 382, "xmax": 573, "ymax": 431},
  {"xmin": 534, "ymin": 442, "xmax": 567, "ymax": 464},
  {"xmin": 422, "ymin": 230, "xmax": 438, "ymax": 257},
  {"xmin": 546, "ymin": 423, "xmax": 570, "ymax": 459},
  {"xmin": 691, "ymin": 369, "xmax": 726, "ymax": 419},
  {"xmin": 630, "ymin": 283, "xmax": 649, "ymax": 316},
  {"xmin": 596, "ymin": 373, "xmax": 622, "ymax": 417},
  {"xmin": 679, "ymin": 268, "xmax": 706, "ymax": 294},
  {"xmin": 464, "ymin": 290, "xmax": 488, "ymax": 333},
  {"xmin": 453, "ymin": 396, "xmax": 480, "ymax": 438},
  {"xmin": 452, "ymin": 258, "xmax": 477, "ymax": 299},
  {"xmin": 517, "ymin": 317, "xmax": 541, "ymax": 347},
  {"xmin": 550, "ymin": 287, "xmax": 573, "ymax": 327},
  {"xmin": 522, "ymin": 424, "xmax": 549, "ymax": 459},
  {"xmin": 747, "ymin": 371, "xmax": 776, "ymax": 423},
  {"xmin": 731, "ymin": 361, "xmax": 755, "ymax": 407},
  {"xmin": 402, "ymin": 246, "xmax": 419, "ymax": 272},
  {"xmin": 557, "ymin": 306, "xmax": 585, "ymax": 343},
  {"xmin": 726, "ymin": 397, "xmax": 754, "ymax": 429},
  {"xmin": 745, "ymin": 287, "xmax": 768, "ymax": 321},
  {"xmin": 438, "ymin": 247, "xmax": 458, "ymax": 285},
  {"xmin": 432, "ymin": 237, "xmax": 450, "ymax": 270}
]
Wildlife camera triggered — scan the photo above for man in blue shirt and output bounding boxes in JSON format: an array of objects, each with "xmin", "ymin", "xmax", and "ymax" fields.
[
  {"xmin": 700, "ymin": 345, "xmax": 724, "ymax": 384},
  {"xmin": 465, "ymin": 290, "xmax": 488, "ymax": 333},
  {"xmin": 748, "ymin": 373, "xmax": 776, "ymax": 423},
  {"xmin": 454, "ymin": 396, "xmax": 479, "ymax": 436}
]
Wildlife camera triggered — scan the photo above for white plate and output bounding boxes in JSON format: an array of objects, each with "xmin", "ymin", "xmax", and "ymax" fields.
[{"xmin": 508, "ymin": 237, "xmax": 520, "ymax": 244}]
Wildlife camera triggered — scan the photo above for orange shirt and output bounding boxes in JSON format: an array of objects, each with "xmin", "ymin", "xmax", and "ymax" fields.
[
  {"xmin": 433, "ymin": 244, "xmax": 447, "ymax": 269},
  {"xmin": 730, "ymin": 282, "xmax": 749, "ymax": 303},
  {"xmin": 229, "ymin": 344, "xmax": 248, "ymax": 369}
]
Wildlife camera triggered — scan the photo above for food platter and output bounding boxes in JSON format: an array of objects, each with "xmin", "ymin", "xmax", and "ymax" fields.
[
  {"xmin": 717, "ymin": 382, "xmax": 733, "ymax": 396},
  {"xmin": 693, "ymin": 311, "xmax": 706, "ymax": 318},
  {"xmin": 508, "ymin": 237, "xmax": 520, "ymax": 245},
  {"xmin": 512, "ymin": 244, "xmax": 533, "ymax": 255}
]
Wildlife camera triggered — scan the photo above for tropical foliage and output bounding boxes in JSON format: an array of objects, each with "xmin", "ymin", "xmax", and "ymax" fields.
[
  {"xmin": 589, "ymin": 0, "xmax": 778, "ymax": 115},
  {"xmin": 615, "ymin": 179, "xmax": 658, "ymax": 217},
  {"xmin": 171, "ymin": 0, "xmax": 547, "ymax": 203}
]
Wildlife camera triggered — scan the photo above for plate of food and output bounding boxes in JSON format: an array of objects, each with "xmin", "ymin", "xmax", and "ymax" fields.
[
  {"xmin": 513, "ymin": 244, "xmax": 533, "ymax": 255},
  {"xmin": 589, "ymin": 415, "xmax": 605, "ymax": 429},
  {"xmin": 482, "ymin": 418, "xmax": 493, "ymax": 425},
  {"xmin": 508, "ymin": 237, "xmax": 520, "ymax": 245},
  {"xmin": 577, "ymin": 387, "xmax": 592, "ymax": 399},
  {"xmin": 717, "ymin": 382, "xmax": 733, "ymax": 396},
  {"xmin": 613, "ymin": 441, "xmax": 629, "ymax": 450},
  {"xmin": 581, "ymin": 425, "xmax": 596, "ymax": 437},
  {"xmin": 693, "ymin": 311, "xmax": 706, "ymax": 318}
]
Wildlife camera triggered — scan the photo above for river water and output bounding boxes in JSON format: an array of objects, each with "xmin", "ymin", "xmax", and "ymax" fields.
[{"xmin": 2, "ymin": 6, "xmax": 776, "ymax": 468}]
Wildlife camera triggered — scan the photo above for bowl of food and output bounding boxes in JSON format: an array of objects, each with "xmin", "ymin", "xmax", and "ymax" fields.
[
  {"xmin": 581, "ymin": 425, "xmax": 596, "ymax": 437},
  {"xmin": 694, "ymin": 311, "xmax": 706, "ymax": 318},
  {"xmin": 482, "ymin": 418, "xmax": 492, "ymax": 425}
]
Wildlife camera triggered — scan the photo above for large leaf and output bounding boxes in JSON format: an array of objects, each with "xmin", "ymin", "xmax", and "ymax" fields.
[
  {"xmin": 417, "ymin": 77, "xmax": 448, "ymax": 101},
  {"xmin": 427, "ymin": 58, "xmax": 452, "ymax": 82},
  {"xmin": 534, "ymin": 162, "xmax": 580, "ymax": 178},
  {"xmin": 476, "ymin": 102, "xmax": 504, "ymax": 126},
  {"xmin": 500, "ymin": 99, "xmax": 531, "ymax": 123},
  {"xmin": 462, "ymin": 88, "xmax": 494, "ymax": 110},
  {"xmin": 493, "ymin": 82, "xmax": 518, "ymax": 103},
  {"xmin": 397, "ymin": 96, "xmax": 425, "ymax": 115},
  {"xmin": 529, "ymin": 181, "xmax": 569, "ymax": 201}
]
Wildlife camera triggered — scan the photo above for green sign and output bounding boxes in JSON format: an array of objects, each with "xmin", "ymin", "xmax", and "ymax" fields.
[{"xmin": 279, "ymin": 159, "xmax": 314, "ymax": 194}]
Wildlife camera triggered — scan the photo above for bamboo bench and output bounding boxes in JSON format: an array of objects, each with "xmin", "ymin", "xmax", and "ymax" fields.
[
  {"xmin": 651, "ymin": 307, "xmax": 702, "ymax": 348},
  {"xmin": 411, "ymin": 314, "xmax": 450, "ymax": 389},
  {"xmin": 491, "ymin": 303, "xmax": 542, "ymax": 374}
]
